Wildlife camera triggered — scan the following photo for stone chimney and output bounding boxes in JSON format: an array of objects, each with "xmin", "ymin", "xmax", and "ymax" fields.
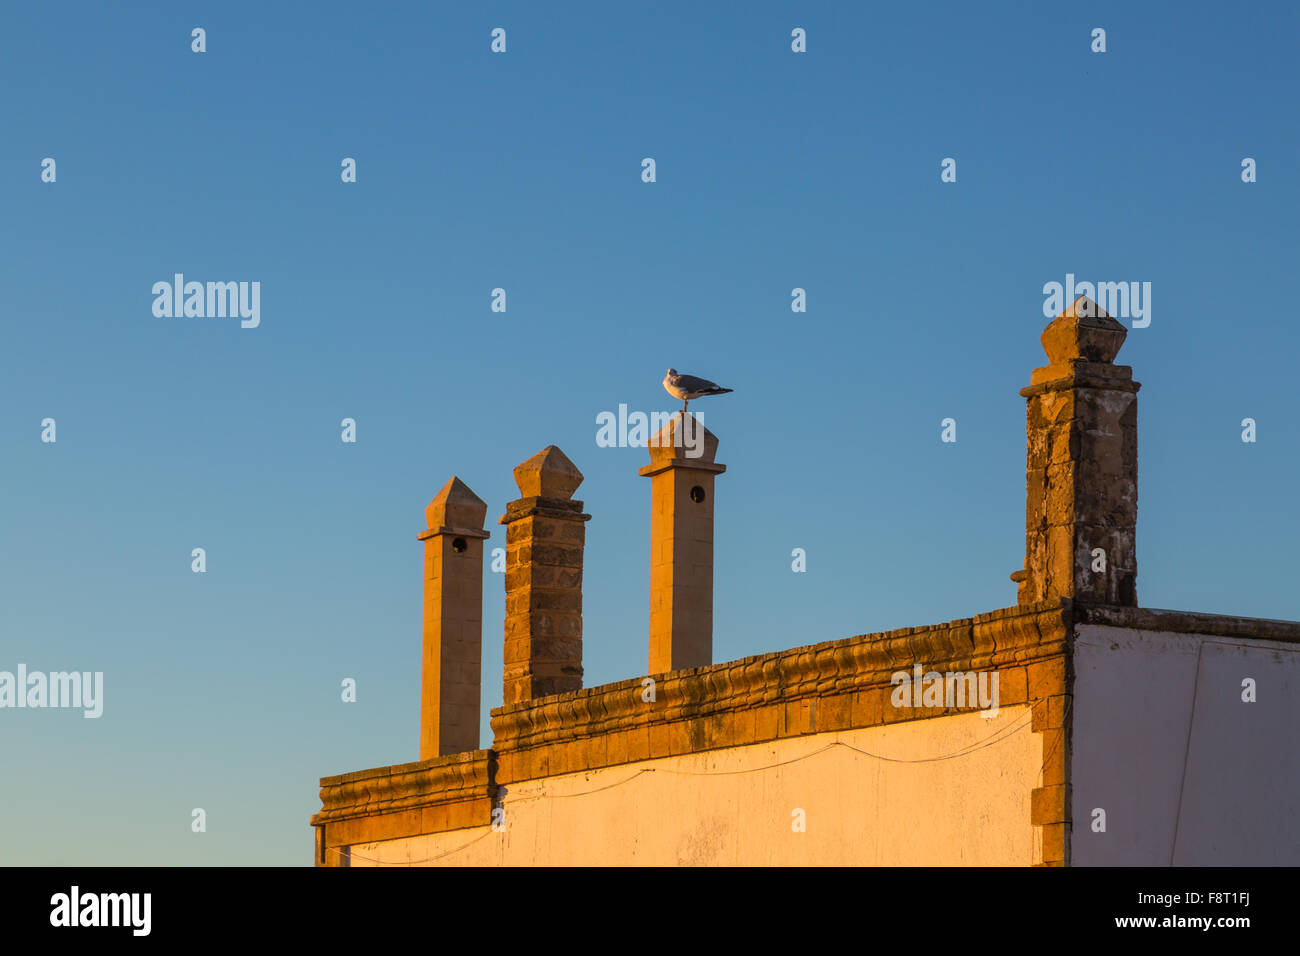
[
  {"xmin": 498, "ymin": 446, "xmax": 591, "ymax": 704},
  {"xmin": 1015, "ymin": 296, "xmax": 1140, "ymax": 607},
  {"xmin": 418, "ymin": 477, "xmax": 490, "ymax": 759},
  {"xmin": 638, "ymin": 412, "xmax": 726, "ymax": 673}
]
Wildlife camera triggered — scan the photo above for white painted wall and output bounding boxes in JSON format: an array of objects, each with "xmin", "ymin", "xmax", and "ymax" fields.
[
  {"xmin": 1072, "ymin": 624, "xmax": 1300, "ymax": 865},
  {"xmin": 346, "ymin": 705, "xmax": 1040, "ymax": 866}
]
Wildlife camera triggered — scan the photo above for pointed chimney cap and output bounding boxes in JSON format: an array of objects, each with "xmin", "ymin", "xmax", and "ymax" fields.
[
  {"xmin": 426, "ymin": 476, "xmax": 488, "ymax": 530},
  {"xmin": 512, "ymin": 445, "xmax": 584, "ymax": 499},
  {"xmin": 647, "ymin": 411, "xmax": 719, "ymax": 465},
  {"xmin": 1041, "ymin": 295, "xmax": 1128, "ymax": 365}
]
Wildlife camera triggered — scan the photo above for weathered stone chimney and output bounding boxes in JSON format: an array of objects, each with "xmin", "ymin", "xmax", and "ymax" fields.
[
  {"xmin": 498, "ymin": 446, "xmax": 590, "ymax": 703},
  {"xmin": 418, "ymin": 477, "xmax": 490, "ymax": 759},
  {"xmin": 638, "ymin": 412, "xmax": 726, "ymax": 673},
  {"xmin": 1015, "ymin": 296, "xmax": 1140, "ymax": 607}
]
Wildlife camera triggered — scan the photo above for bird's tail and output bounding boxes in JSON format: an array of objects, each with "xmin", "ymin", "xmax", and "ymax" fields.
[{"xmin": 709, "ymin": 387, "xmax": 734, "ymax": 395}]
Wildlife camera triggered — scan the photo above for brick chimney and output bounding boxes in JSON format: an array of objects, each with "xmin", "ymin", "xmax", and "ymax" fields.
[
  {"xmin": 418, "ymin": 477, "xmax": 490, "ymax": 759},
  {"xmin": 638, "ymin": 412, "xmax": 726, "ymax": 673},
  {"xmin": 1016, "ymin": 296, "xmax": 1140, "ymax": 607},
  {"xmin": 498, "ymin": 446, "xmax": 591, "ymax": 703}
]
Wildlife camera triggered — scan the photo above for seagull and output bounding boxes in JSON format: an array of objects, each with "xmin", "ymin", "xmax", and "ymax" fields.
[{"xmin": 662, "ymin": 368, "xmax": 733, "ymax": 414}]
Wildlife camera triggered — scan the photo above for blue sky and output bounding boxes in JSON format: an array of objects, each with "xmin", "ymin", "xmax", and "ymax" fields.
[{"xmin": 2, "ymin": 1, "xmax": 1297, "ymax": 865}]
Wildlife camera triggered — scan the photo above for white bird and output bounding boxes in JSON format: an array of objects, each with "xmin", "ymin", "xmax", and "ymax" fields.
[{"xmin": 662, "ymin": 368, "xmax": 733, "ymax": 414}]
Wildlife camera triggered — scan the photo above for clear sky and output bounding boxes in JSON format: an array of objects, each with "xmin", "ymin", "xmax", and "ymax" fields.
[{"xmin": 2, "ymin": 1, "xmax": 1297, "ymax": 865}]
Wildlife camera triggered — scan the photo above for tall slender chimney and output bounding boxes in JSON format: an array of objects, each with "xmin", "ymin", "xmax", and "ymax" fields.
[
  {"xmin": 1016, "ymin": 296, "xmax": 1140, "ymax": 606},
  {"xmin": 498, "ymin": 446, "xmax": 590, "ymax": 703},
  {"xmin": 418, "ymin": 477, "xmax": 489, "ymax": 759},
  {"xmin": 639, "ymin": 412, "xmax": 725, "ymax": 673}
]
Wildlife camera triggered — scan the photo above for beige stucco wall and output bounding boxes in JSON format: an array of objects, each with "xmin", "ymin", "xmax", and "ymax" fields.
[{"xmin": 342, "ymin": 704, "xmax": 1040, "ymax": 866}]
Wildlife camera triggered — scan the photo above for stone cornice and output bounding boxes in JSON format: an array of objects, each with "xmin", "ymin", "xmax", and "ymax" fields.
[
  {"xmin": 499, "ymin": 497, "xmax": 591, "ymax": 524},
  {"xmin": 489, "ymin": 600, "xmax": 1072, "ymax": 752},
  {"xmin": 1074, "ymin": 604, "xmax": 1300, "ymax": 644},
  {"xmin": 1021, "ymin": 364, "xmax": 1142, "ymax": 397},
  {"xmin": 312, "ymin": 749, "xmax": 493, "ymax": 825},
  {"xmin": 637, "ymin": 460, "xmax": 727, "ymax": 478},
  {"xmin": 417, "ymin": 525, "xmax": 491, "ymax": 541}
]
